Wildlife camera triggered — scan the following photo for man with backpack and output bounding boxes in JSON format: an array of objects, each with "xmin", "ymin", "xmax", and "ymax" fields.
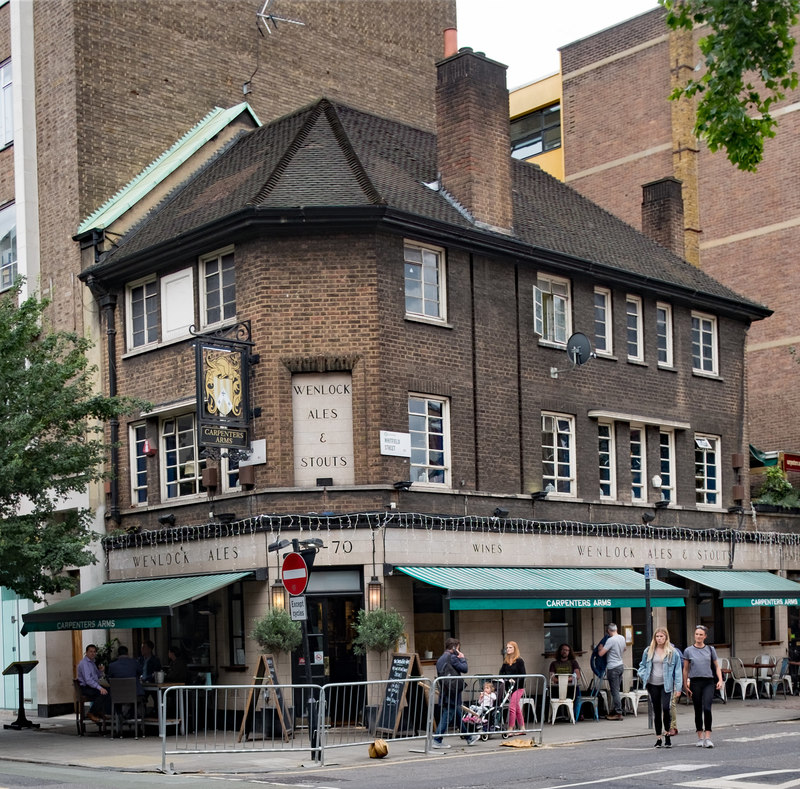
[{"xmin": 433, "ymin": 638, "xmax": 475, "ymax": 747}]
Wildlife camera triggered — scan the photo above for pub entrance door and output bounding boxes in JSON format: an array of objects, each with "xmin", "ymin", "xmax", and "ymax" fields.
[{"xmin": 291, "ymin": 594, "xmax": 363, "ymax": 723}]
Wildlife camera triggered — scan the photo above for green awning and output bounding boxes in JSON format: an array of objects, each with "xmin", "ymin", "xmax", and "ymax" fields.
[
  {"xmin": 672, "ymin": 569, "xmax": 800, "ymax": 608},
  {"xmin": 395, "ymin": 567, "xmax": 686, "ymax": 610},
  {"xmin": 21, "ymin": 572, "xmax": 251, "ymax": 634},
  {"xmin": 750, "ymin": 444, "xmax": 778, "ymax": 468}
]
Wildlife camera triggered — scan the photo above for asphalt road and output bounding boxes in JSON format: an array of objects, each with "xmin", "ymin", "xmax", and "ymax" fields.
[{"xmin": 1, "ymin": 720, "xmax": 797, "ymax": 788}]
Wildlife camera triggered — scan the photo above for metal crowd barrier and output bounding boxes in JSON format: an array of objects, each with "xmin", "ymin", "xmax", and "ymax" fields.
[{"xmin": 157, "ymin": 673, "xmax": 548, "ymax": 772}]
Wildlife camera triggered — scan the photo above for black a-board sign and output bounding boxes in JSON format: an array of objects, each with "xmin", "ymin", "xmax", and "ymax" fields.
[
  {"xmin": 237, "ymin": 654, "xmax": 290, "ymax": 742},
  {"xmin": 375, "ymin": 652, "xmax": 426, "ymax": 737}
]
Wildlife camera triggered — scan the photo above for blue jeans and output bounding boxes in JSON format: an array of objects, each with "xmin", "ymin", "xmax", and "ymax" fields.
[
  {"xmin": 434, "ymin": 702, "xmax": 466, "ymax": 743},
  {"xmin": 606, "ymin": 665, "xmax": 623, "ymax": 715}
]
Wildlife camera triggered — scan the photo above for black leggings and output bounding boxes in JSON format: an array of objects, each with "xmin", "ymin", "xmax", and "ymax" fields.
[
  {"xmin": 690, "ymin": 677, "xmax": 715, "ymax": 732},
  {"xmin": 646, "ymin": 683, "xmax": 671, "ymax": 736}
]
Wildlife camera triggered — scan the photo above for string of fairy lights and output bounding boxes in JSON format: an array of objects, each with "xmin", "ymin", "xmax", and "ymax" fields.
[{"xmin": 102, "ymin": 511, "xmax": 800, "ymax": 552}]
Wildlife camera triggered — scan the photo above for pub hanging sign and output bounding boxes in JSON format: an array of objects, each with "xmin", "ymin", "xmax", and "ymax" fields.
[{"xmin": 193, "ymin": 322, "xmax": 254, "ymax": 450}]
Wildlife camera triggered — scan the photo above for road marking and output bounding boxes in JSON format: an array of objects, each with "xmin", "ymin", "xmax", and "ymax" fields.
[
  {"xmin": 725, "ymin": 732, "xmax": 798, "ymax": 743},
  {"xmin": 535, "ymin": 769, "xmax": 664, "ymax": 789},
  {"xmin": 676, "ymin": 769, "xmax": 800, "ymax": 789}
]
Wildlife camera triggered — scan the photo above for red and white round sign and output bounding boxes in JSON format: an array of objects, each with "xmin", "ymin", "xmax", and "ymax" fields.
[{"xmin": 281, "ymin": 552, "xmax": 309, "ymax": 596}]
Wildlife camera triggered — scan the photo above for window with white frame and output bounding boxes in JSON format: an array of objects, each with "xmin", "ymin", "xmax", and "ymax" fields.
[
  {"xmin": 542, "ymin": 412, "xmax": 575, "ymax": 496},
  {"xmin": 695, "ymin": 434, "xmax": 720, "ymax": 506},
  {"xmin": 658, "ymin": 430, "xmax": 675, "ymax": 503},
  {"xmin": 0, "ymin": 61, "xmax": 11, "ymax": 147},
  {"xmin": 201, "ymin": 248, "xmax": 235, "ymax": 328},
  {"xmin": 126, "ymin": 277, "xmax": 159, "ymax": 350},
  {"xmin": 598, "ymin": 422, "xmax": 616, "ymax": 499},
  {"xmin": 630, "ymin": 425, "xmax": 646, "ymax": 502},
  {"xmin": 222, "ymin": 454, "xmax": 240, "ymax": 492},
  {"xmin": 130, "ymin": 422, "xmax": 149, "ymax": 505},
  {"xmin": 593, "ymin": 287, "xmax": 613, "ymax": 356},
  {"xmin": 534, "ymin": 275, "xmax": 571, "ymax": 345},
  {"xmin": 408, "ymin": 395, "xmax": 450, "ymax": 485},
  {"xmin": 404, "ymin": 242, "xmax": 446, "ymax": 321},
  {"xmin": 691, "ymin": 312, "xmax": 718, "ymax": 375},
  {"xmin": 161, "ymin": 413, "xmax": 206, "ymax": 499},
  {"xmin": 0, "ymin": 202, "xmax": 16, "ymax": 292},
  {"xmin": 656, "ymin": 302, "xmax": 673, "ymax": 367},
  {"xmin": 626, "ymin": 295, "xmax": 643, "ymax": 362}
]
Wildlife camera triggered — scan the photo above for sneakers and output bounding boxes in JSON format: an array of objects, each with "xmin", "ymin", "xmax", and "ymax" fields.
[
  {"xmin": 654, "ymin": 738, "xmax": 662, "ymax": 748},
  {"xmin": 432, "ymin": 741, "xmax": 451, "ymax": 749},
  {"xmin": 664, "ymin": 735, "xmax": 672, "ymax": 748},
  {"xmin": 695, "ymin": 739, "xmax": 705, "ymax": 747},
  {"xmin": 704, "ymin": 739, "xmax": 714, "ymax": 748},
  {"xmin": 467, "ymin": 735, "xmax": 479, "ymax": 746},
  {"xmin": 606, "ymin": 713, "xmax": 623, "ymax": 720}
]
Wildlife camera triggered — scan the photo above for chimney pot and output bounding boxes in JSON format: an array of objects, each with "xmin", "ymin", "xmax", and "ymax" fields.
[{"xmin": 443, "ymin": 28, "xmax": 457, "ymax": 58}]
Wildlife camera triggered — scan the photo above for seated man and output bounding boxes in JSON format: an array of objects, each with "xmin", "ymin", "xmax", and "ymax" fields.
[
  {"xmin": 549, "ymin": 643, "xmax": 582, "ymax": 716},
  {"xmin": 107, "ymin": 645, "xmax": 145, "ymax": 719},
  {"xmin": 77, "ymin": 644, "xmax": 111, "ymax": 723}
]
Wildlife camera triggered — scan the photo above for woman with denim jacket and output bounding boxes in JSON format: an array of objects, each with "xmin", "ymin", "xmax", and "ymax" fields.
[{"xmin": 637, "ymin": 627, "xmax": 683, "ymax": 749}]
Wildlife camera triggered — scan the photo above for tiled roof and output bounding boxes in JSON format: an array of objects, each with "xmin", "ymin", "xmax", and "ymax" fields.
[{"xmin": 91, "ymin": 99, "xmax": 767, "ymax": 317}]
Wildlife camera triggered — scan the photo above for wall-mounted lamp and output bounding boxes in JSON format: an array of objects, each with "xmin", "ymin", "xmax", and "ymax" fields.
[
  {"xmin": 654, "ymin": 499, "xmax": 670, "ymax": 510},
  {"xmin": 531, "ymin": 491, "xmax": 548, "ymax": 502},
  {"xmin": 142, "ymin": 439, "xmax": 157, "ymax": 457},
  {"xmin": 642, "ymin": 511, "xmax": 656, "ymax": 524},
  {"xmin": 493, "ymin": 507, "xmax": 509, "ymax": 518},
  {"xmin": 271, "ymin": 582, "xmax": 286, "ymax": 610},
  {"xmin": 393, "ymin": 480, "xmax": 413, "ymax": 491},
  {"xmin": 368, "ymin": 577, "xmax": 382, "ymax": 611},
  {"xmin": 158, "ymin": 513, "xmax": 176, "ymax": 527},
  {"xmin": 727, "ymin": 505, "xmax": 745, "ymax": 514}
]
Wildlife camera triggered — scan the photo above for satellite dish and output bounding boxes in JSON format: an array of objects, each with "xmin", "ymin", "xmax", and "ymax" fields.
[
  {"xmin": 566, "ymin": 332, "xmax": 593, "ymax": 366},
  {"xmin": 550, "ymin": 332, "xmax": 595, "ymax": 379}
]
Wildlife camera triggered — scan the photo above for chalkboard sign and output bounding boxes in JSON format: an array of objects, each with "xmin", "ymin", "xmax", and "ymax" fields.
[
  {"xmin": 376, "ymin": 653, "xmax": 423, "ymax": 737},
  {"xmin": 237, "ymin": 654, "xmax": 290, "ymax": 742}
]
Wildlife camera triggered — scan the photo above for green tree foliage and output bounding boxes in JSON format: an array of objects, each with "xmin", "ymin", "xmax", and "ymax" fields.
[
  {"xmin": 661, "ymin": 0, "xmax": 799, "ymax": 171},
  {"xmin": 352, "ymin": 608, "xmax": 406, "ymax": 656},
  {"xmin": 250, "ymin": 607, "xmax": 303, "ymax": 654},
  {"xmin": 0, "ymin": 285, "xmax": 145, "ymax": 601}
]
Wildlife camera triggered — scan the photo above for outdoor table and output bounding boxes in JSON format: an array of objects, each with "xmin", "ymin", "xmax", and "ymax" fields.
[{"xmin": 142, "ymin": 683, "xmax": 185, "ymax": 736}]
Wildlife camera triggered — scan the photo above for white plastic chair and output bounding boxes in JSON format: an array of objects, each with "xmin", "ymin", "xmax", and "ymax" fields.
[
  {"xmin": 549, "ymin": 673, "xmax": 576, "ymax": 724},
  {"xmin": 753, "ymin": 655, "xmax": 776, "ymax": 697},
  {"xmin": 730, "ymin": 657, "xmax": 759, "ymax": 700},
  {"xmin": 717, "ymin": 657, "xmax": 730, "ymax": 703},
  {"xmin": 620, "ymin": 668, "xmax": 649, "ymax": 717}
]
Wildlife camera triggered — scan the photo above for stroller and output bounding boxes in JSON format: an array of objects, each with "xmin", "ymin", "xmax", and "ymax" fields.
[{"xmin": 461, "ymin": 678, "xmax": 516, "ymax": 741}]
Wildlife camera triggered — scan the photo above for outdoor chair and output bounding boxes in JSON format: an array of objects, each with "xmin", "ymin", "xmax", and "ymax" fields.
[
  {"xmin": 549, "ymin": 673, "xmax": 576, "ymax": 724},
  {"xmin": 576, "ymin": 673, "xmax": 603, "ymax": 721},
  {"xmin": 73, "ymin": 679, "xmax": 105, "ymax": 736},
  {"xmin": 753, "ymin": 655, "xmax": 776, "ymax": 697},
  {"xmin": 108, "ymin": 677, "xmax": 143, "ymax": 739},
  {"xmin": 716, "ymin": 657, "xmax": 730, "ymax": 703},
  {"xmin": 729, "ymin": 657, "xmax": 759, "ymax": 700},
  {"xmin": 768, "ymin": 657, "xmax": 793, "ymax": 699},
  {"xmin": 620, "ymin": 668, "xmax": 649, "ymax": 717}
]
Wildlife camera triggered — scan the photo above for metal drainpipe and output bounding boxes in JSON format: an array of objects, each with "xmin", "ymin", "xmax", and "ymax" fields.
[{"xmin": 86, "ymin": 274, "xmax": 120, "ymax": 524}]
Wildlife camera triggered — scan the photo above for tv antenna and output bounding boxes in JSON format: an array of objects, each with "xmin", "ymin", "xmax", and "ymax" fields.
[
  {"xmin": 257, "ymin": 0, "xmax": 305, "ymax": 34},
  {"xmin": 550, "ymin": 332, "xmax": 596, "ymax": 379}
]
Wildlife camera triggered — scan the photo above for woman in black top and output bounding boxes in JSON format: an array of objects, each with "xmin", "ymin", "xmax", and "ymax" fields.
[{"xmin": 499, "ymin": 641, "xmax": 527, "ymax": 735}]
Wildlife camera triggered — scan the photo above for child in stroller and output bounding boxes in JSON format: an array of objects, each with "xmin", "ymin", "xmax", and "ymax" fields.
[{"xmin": 462, "ymin": 678, "xmax": 515, "ymax": 740}]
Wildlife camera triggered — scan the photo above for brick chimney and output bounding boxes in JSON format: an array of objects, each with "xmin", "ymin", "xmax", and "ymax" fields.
[
  {"xmin": 641, "ymin": 177, "xmax": 685, "ymax": 258},
  {"xmin": 435, "ymin": 46, "xmax": 513, "ymax": 233}
]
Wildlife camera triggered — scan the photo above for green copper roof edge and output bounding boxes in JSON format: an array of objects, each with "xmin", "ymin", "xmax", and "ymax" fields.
[{"xmin": 76, "ymin": 102, "xmax": 261, "ymax": 235}]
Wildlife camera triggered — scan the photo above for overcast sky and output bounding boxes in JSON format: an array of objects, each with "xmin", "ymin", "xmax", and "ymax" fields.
[{"xmin": 455, "ymin": 0, "xmax": 659, "ymax": 89}]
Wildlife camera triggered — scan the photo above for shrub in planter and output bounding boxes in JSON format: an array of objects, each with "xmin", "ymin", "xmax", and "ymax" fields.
[
  {"xmin": 352, "ymin": 608, "xmax": 405, "ymax": 657},
  {"xmin": 250, "ymin": 608, "xmax": 302, "ymax": 655}
]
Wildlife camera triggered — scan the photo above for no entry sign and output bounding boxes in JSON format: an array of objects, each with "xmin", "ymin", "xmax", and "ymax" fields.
[{"xmin": 281, "ymin": 552, "xmax": 309, "ymax": 596}]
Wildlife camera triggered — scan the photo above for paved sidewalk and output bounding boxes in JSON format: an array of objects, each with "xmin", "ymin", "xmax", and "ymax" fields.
[{"xmin": 0, "ymin": 694, "xmax": 798, "ymax": 776}]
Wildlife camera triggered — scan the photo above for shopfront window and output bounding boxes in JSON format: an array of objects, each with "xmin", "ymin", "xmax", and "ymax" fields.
[
  {"xmin": 544, "ymin": 609, "xmax": 581, "ymax": 654},
  {"xmin": 760, "ymin": 606, "xmax": 776, "ymax": 642},
  {"xmin": 228, "ymin": 582, "xmax": 245, "ymax": 665},
  {"xmin": 412, "ymin": 582, "xmax": 450, "ymax": 658},
  {"xmin": 697, "ymin": 592, "xmax": 731, "ymax": 644}
]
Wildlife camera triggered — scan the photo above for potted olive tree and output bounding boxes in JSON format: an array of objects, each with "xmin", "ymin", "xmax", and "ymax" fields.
[
  {"xmin": 250, "ymin": 608, "xmax": 303, "ymax": 656},
  {"xmin": 352, "ymin": 608, "xmax": 406, "ymax": 670}
]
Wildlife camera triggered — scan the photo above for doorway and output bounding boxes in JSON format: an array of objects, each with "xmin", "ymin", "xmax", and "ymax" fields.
[{"xmin": 291, "ymin": 595, "xmax": 363, "ymax": 723}]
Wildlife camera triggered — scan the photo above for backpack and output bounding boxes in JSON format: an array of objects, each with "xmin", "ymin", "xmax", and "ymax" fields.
[
  {"xmin": 438, "ymin": 654, "xmax": 465, "ymax": 704},
  {"xmin": 591, "ymin": 635, "xmax": 609, "ymax": 677}
]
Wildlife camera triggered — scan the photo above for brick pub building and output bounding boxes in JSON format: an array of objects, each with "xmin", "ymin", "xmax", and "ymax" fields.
[{"xmin": 10, "ymin": 2, "xmax": 800, "ymax": 716}]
